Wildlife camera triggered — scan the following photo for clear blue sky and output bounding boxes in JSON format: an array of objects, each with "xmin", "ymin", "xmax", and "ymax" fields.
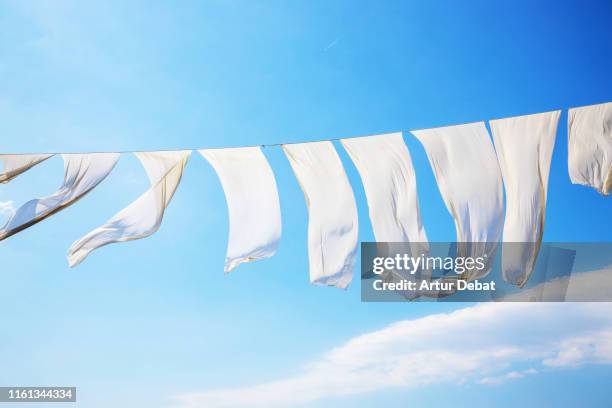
[{"xmin": 1, "ymin": 1, "xmax": 612, "ymax": 407}]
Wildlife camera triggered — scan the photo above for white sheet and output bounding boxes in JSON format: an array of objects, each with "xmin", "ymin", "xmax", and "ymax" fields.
[
  {"xmin": 341, "ymin": 131, "xmax": 429, "ymax": 288},
  {"xmin": 568, "ymin": 102, "xmax": 612, "ymax": 195},
  {"xmin": 341, "ymin": 132, "xmax": 428, "ymax": 243},
  {"xmin": 200, "ymin": 147, "xmax": 281, "ymax": 272},
  {"xmin": 67, "ymin": 150, "xmax": 191, "ymax": 267},
  {"xmin": 490, "ymin": 110, "xmax": 560, "ymax": 286},
  {"xmin": 0, "ymin": 153, "xmax": 120, "ymax": 241},
  {"xmin": 0, "ymin": 154, "xmax": 54, "ymax": 183},
  {"xmin": 411, "ymin": 122, "xmax": 504, "ymax": 280},
  {"xmin": 283, "ymin": 141, "xmax": 358, "ymax": 289}
]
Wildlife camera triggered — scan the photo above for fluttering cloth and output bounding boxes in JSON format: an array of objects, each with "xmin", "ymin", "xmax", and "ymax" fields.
[
  {"xmin": 199, "ymin": 147, "xmax": 281, "ymax": 272},
  {"xmin": 490, "ymin": 111, "xmax": 560, "ymax": 286},
  {"xmin": 411, "ymin": 122, "xmax": 504, "ymax": 280},
  {"xmin": 0, "ymin": 154, "xmax": 54, "ymax": 183},
  {"xmin": 341, "ymin": 132, "xmax": 428, "ymax": 244},
  {"xmin": 67, "ymin": 150, "xmax": 191, "ymax": 267},
  {"xmin": 0, "ymin": 153, "xmax": 120, "ymax": 241},
  {"xmin": 341, "ymin": 131, "xmax": 429, "ymax": 295},
  {"xmin": 283, "ymin": 141, "xmax": 358, "ymax": 289},
  {"xmin": 568, "ymin": 102, "xmax": 612, "ymax": 195}
]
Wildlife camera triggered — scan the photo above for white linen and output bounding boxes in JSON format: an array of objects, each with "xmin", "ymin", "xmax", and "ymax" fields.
[
  {"xmin": 490, "ymin": 110, "xmax": 560, "ymax": 286},
  {"xmin": 341, "ymin": 132, "xmax": 428, "ymax": 243},
  {"xmin": 568, "ymin": 102, "xmax": 612, "ymax": 195},
  {"xmin": 411, "ymin": 122, "xmax": 504, "ymax": 280},
  {"xmin": 282, "ymin": 141, "xmax": 358, "ymax": 289},
  {"xmin": 0, "ymin": 154, "xmax": 54, "ymax": 183},
  {"xmin": 341, "ymin": 132, "xmax": 429, "ymax": 291},
  {"xmin": 0, "ymin": 153, "xmax": 120, "ymax": 241},
  {"xmin": 199, "ymin": 147, "xmax": 281, "ymax": 272},
  {"xmin": 67, "ymin": 150, "xmax": 191, "ymax": 267}
]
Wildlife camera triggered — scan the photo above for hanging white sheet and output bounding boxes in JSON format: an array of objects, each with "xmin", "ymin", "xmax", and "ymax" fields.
[
  {"xmin": 341, "ymin": 131, "xmax": 429, "ymax": 291},
  {"xmin": 282, "ymin": 141, "xmax": 358, "ymax": 289},
  {"xmin": 341, "ymin": 132, "xmax": 428, "ymax": 243},
  {"xmin": 490, "ymin": 110, "xmax": 560, "ymax": 286},
  {"xmin": 0, "ymin": 153, "xmax": 120, "ymax": 241},
  {"xmin": 568, "ymin": 102, "xmax": 612, "ymax": 195},
  {"xmin": 0, "ymin": 154, "xmax": 54, "ymax": 183},
  {"xmin": 411, "ymin": 122, "xmax": 504, "ymax": 280},
  {"xmin": 199, "ymin": 147, "xmax": 281, "ymax": 272},
  {"xmin": 67, "ymin": 150, "xmax": 191, "ymax": 267}
]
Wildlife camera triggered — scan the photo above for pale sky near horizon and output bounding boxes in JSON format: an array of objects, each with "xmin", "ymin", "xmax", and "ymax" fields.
[{"xmin": 1, "ymin": 1, "xmax": 612, "ymax": 407}]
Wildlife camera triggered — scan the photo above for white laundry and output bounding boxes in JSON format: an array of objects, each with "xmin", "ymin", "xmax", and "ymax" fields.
[
  {"xmin": 341, "ymin": 132, "xmax": 429, "ymax": 291},
  {"xmin": 283, "ymin": 141, "xmax": 358, "ymax": 289},
  {"xmin": 67, "ymin": 150, "xmax": 191, "ymax": 267},
  {"xmin": 489, "ymin": 110, "xmax": 560, "ymax": 286},
  {"xmin": 568, "ymin": 102, "xmax": 612, "ymax": 195},
  {"xmin": 411, "ymin": 122, "xmax": 504, "ymax": 280},
  {"xmin": 341, "ymin": 132, "xmax": 428, "ymax": 243},
  {"xmin": 0, "ymin": 153, "xmax": 120, "ymax": 241},
  {"xmin": 200, "ymin": 147, "xmax": 281, "ymax": 272},
  {"xmin": 0, "ymin": 154, "xmax": 54, "ymax": 183}
]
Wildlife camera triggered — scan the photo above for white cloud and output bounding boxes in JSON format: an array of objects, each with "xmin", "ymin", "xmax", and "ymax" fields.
[
  {"xmin": 479, "ymin": 368, "xmax": 538, "ymax": 385},
  {"xmin": 174, "ymin": 303, "xmax": 612, "ymax": 407},
  {"xmin": 543, "ymin": 330, "xmax": 612, "ymax": 367}
]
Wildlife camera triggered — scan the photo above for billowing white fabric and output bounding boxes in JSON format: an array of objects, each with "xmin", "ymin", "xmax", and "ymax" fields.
[
  {"xmin": 0, "ymin": 154, "xmax": 54, "ymax": 183},
  {"xmin": 282, "ymin": 141, "xmax": 358, "ymax": 289},
  {"xmin": 568, "ymin": 102, "xmax": 612, "ymax": 195},
  {"xmin": 411, "ymin": 122, "xmax": 504, "ymax": 280},
  {"xmin": 0, "ymin": 153, "xmax": 120, "ymax": 241},
  {"xmin": 341, "ymin": 132, "xmax": 428, "ymax": 243},
  {"xmin": 490, "ymin": 111, "xmax": 560, "ymax": 286},
  {"xmin": 341, "ymin": 132, "xmax": 429, "ymax": 290},
  {"xmin": 67, "ymin": 150, "xmax": 191, "ymax": 267},
  {"xmin": 199, "ymin": 147, "xmax": 281, "ymax": 272}
]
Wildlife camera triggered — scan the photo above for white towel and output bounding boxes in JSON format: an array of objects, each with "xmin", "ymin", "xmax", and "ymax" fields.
[
  {"xmin": 411, "ymin": 122, "xmax": 504, "ymax": 280},
  {"xmin": 0, "ymin": 153, "xmax": 120, "ymax": 241},
  {"xmin": 490, "ymin": 111, "xmax": 560, "ymax": 286},
  {"xmin": 67, "ymin": 150, "xmax": 191, "ymax": 267},
  {"xmin": 568, "ymin": 102, "xmax": 612, "ymax": 195},
  {"xmin": 200, "ymin": 147, "xmax": 281, "ymax": 272},
  {"xmin": 341, "ymin": 132, "xmax": 429, "ymax": 289},
  {"xmin": 341, "ymin": 133, "xmax": 428, "ymax": 243},
  {"xmin": 282, "ymin": 141, "xmax": 358, "ymax": 289},
  {"xmin": 0, "ymin": 154, "xmax": 54, "ymax": 183}
]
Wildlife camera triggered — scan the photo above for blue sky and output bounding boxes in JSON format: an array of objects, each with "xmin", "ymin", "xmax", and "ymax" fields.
[{"xmin": 1, "ymin": 1, "xmax": 612, "ymax": 407}]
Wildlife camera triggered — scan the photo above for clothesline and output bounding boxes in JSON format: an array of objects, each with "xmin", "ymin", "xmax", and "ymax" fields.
[
  {"xmin": 1, "ymin": 104, "xmax": 589, "ymax": 156},
  {"xmin": 0, "ymin": 101, "xmax": 610, "ymax": 289},
  {"xmin": 1, "ymin": 128, "xmax": 402, "ymax": 155}
]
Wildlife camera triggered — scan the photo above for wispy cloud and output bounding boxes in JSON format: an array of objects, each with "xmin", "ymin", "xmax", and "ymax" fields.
[
  {"xmin": 479, "ymin": 368, "xmax": 538, "ymax": 385},
  {"xmin": 174, "ymin": 303, "xmax": 612, "ymax": 407}
]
